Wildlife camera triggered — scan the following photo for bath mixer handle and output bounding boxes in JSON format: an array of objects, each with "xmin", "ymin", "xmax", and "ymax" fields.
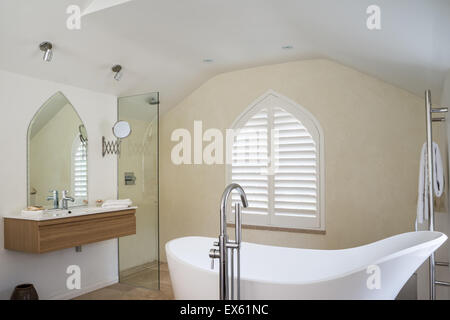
[{"xmin": 209, "ymin": 248, "xmax": 220, "ymax": 270}]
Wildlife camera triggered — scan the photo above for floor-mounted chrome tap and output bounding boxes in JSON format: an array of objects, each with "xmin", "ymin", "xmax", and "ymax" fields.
[{"xmin": 209, "ymin": 183, "xmax": 248, "ymax": 300}]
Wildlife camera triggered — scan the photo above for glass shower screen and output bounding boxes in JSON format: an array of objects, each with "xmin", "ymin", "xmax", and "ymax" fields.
[{"xmin": 118, "ymin": 92, "xmax": 159, "ymax": 290}]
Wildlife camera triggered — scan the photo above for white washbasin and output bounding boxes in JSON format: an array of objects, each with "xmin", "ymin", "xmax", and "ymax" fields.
[
  {"xmin": 3, "ymin": 206, "xmax": 137, "ymax": 221},
  {"xmin": 44, "ymin": 207, "xmax": 99, "ymax": 218}
]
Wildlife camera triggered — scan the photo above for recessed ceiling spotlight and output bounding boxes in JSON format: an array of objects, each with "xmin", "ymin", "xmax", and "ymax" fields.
[
  {"xmin": 203, "ymin": 58, "xmax": 214, "ymax": 63},
  {"xmin": 281, "ymin": 45, "xmax": 294, "ymax": 50},
  {"xmin": 112, "ymin": 65, "xmax": 123, "ymax": 81},
  {"xmin": 39, "ymin": 41, "xmax": 53, "ymax": 62}
]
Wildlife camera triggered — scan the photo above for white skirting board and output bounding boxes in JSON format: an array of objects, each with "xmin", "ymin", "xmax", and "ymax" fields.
[{"xmin": 47, "ymin": 278, "xmax": 118, "ymax": 300}]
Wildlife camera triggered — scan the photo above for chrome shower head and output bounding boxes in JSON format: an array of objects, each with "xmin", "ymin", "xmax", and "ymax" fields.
[{"xmin": 148, "ymin": 96, "xmax": 159, "ymax": 105}]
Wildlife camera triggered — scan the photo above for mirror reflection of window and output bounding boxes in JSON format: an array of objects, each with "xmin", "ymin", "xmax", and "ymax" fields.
[{"xmin": 72, "ymin": 137, "xmax": 87, "ymax": 206}]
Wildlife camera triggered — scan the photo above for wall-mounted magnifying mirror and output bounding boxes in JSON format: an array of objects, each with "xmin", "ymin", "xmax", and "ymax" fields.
[
  {"xmin": 112, "ymin": 121, "xmax": 131, "ymax": 139},
  {"xmin": 102, "ymin": 121, "xmax": 132, "ymax": 157}
]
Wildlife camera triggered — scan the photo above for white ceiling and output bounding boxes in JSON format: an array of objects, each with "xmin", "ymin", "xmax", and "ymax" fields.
[{"xmin": 0, "ymin": 0, "xmax": 449, "ymax": 113}]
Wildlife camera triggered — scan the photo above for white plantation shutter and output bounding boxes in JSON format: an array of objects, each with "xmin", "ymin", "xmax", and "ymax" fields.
[
  {"xmin": 228, "ymin": 92, "xmax": 324, "ymax": 230},
  {"xmin": 72, "ymin": 139, "xmax": 88, "ymax": 203},
  {"xmin": 231, "ymin": 109, "xmax": 270, "ymax": 224},
  {"xmin": 271, "ymin": 107, "xmax": 319, "ymax": 228}
]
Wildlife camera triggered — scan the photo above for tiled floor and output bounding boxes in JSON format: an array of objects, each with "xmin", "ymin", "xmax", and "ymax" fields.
[
  {"xmin": 120, "ymin": 262, "xmax": 159, "ymax": 289},
  {"xmin": 74, "ymin": 263, "xmax": 174, "ymax": 300}
]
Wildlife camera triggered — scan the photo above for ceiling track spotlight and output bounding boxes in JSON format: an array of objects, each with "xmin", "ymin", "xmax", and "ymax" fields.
[
  {"xmin": 39, "ymin": 41, "xmax": 53, "ymax": 62},
  {"xmin": 112, "ymin": 65, "xmax": 123, "ymax": 81}
]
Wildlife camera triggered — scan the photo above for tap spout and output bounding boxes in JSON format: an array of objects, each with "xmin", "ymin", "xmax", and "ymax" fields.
[{"xmin": 220, "ymin": 183, "xmax": 248, "ymax": 236}]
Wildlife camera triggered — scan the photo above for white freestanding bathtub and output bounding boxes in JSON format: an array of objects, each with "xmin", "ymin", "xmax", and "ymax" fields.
[{"xmin": 166, "ymin": 231, "xmax": 447, "ymax": 299}]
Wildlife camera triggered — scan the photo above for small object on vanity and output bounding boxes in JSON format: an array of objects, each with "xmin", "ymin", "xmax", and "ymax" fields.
[
  {"xmin": 124, "ymin": 172, "xmax": 136, "ymax": 185},
  {"xmin": 101, "ymin": 199, "xmax": 132, "ymax": 209},
  {"xmin": 10, "ymin": 284, "xmax": 39, "ymax": 300},
  {"xmin": 21, "ymin": 206, "xmax": 44, "ymax": 217},
  {"xmin": 24, "ymin": 206, "xmax": 43, "ymax": 211},
  {"xmin": 95, "ymin": 199, "xmax": 104, "ymax": 207},
  {"xmin": 102, "ymin": 121, "xmax": 132, "ymax": 157},
  {"xmin": 83, "ymin": 199, "xmax": 89, "ymax": 205}
]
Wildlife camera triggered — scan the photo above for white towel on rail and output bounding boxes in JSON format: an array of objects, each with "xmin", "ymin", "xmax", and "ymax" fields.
[{"xmin": 417, "ymin": 142, "xmax": 444, "ymax": 224}]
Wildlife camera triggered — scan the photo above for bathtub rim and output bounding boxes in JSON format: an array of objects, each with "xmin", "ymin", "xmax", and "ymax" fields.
[{"xmin": 165, "ymin": 231, "xmax": 447, "ymax": 286}]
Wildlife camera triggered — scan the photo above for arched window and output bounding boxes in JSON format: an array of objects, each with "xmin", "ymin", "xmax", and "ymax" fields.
[{"xmin": 228, "ymin": 90, "xmax": 324, "ymax": 231}]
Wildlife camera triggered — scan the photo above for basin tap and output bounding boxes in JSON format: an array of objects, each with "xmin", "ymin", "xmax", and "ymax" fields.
[
  {"xmin": 61, "ymin": 190, "xmax": 75, "ymax": 209},
  {"xmin": 46, "ymin": 190, "xmax": 59, "ymax": 209}
]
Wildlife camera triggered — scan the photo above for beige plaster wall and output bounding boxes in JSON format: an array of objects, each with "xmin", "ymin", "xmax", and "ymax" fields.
[{"xmin": 159, "ymin": 59, "xmax": 425, "ymax": 261}]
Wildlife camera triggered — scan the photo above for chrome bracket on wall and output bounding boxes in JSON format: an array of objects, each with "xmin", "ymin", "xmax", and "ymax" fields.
[{"xmin": 102, "ymin": 136, "xmax": 121, "ymax": 157}]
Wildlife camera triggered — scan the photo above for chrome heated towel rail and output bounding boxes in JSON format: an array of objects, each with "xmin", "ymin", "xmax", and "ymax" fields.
[{"xmin": 422, "ymin": 89, "xmax": 449, "ymax": 299}]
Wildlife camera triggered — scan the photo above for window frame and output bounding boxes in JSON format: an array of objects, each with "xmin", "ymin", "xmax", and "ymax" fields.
[{"xmin": 226, "ymin": 90, "xmax": 325, "ymax": 231}]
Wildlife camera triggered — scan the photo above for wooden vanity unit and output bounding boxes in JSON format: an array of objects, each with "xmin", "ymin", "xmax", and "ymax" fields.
[{"xmin": 4, "ymin": 209, "xmax": 136, "ymax": 254}]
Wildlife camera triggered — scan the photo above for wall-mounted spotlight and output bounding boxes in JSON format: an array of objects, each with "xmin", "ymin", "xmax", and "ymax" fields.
[
  {"xmin": 112, "ymin": 65, "xmax": 123, "ymax": 81},
  {"xmin": 39, "ymin": 42, "xmax": 53, "ymax": 62}
]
